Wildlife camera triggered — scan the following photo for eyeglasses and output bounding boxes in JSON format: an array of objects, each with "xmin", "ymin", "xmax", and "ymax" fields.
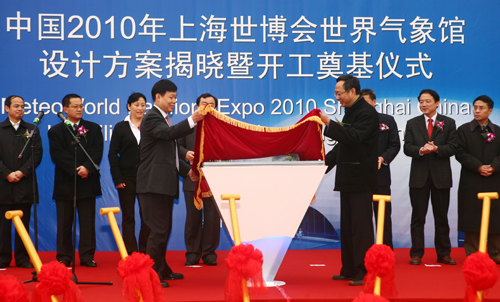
[
  {"xmin": 334, "ymin": 91, "xmax": 347, "ymax": 98},
  {"xmin": 66, "ymin": 105, "xmax": 84, "ymax": 109}
]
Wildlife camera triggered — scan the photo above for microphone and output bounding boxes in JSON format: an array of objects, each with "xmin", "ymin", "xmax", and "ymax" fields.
[
  {"xmin": 57, "ymin": 112, "xmax": 72, "ymax": 127},
  {"xmin": 33, "ymin": 111, "xmax": 45, "ymax": 124}
]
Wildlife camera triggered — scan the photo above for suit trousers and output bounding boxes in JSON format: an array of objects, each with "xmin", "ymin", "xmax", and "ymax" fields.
[
  {"xmin": 464, "ymin": 232, "xmax": 500, "ymax": 260},
  {"xmin": 56, "ymin": 197, "xmax": 96, "ymax": 263},
  {"xmin": 138, "ymin": 192, "xmax": 174, "ymax": 280},
  {"xmin": 339, "ymin": 191, "xmax": 374, "ymax": 281},
  {"xmin": 184, "ymin": 191, "xmax": 220, "ymax": 263},
  {"xmin": 373, "ymin": 185, "xmax": 393, "ymax": 249},
  {"xmin": 0, "ymin": 203, "xmax": 32, "ymax": 266},
  {"xmin": 117, "ymin": 176, "xmax": 149, "ymax": 255},
  {"xmin": 409, "ymin": 174, "xmax": 451, "ymax": 258}
]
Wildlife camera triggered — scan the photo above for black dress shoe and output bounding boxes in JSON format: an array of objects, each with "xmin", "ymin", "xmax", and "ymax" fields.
[
  {"xmin": 164, "ymin": 272, "xmax": 184, "ymax": 280},
  {"xmin": 332, "ymin": 275, "xmax": 353, "ymax": 281},
  {"xmin": 16, "ymin": 262, "xmax": 34, "ymax": 269},
  {"xmin": 409, "ymin": 256, "xmax": 421, "ymax": 265},
  {"xmin": 185, "ymin": 260, "xmax": 199, "ymax": 266},
  {"xmin": 80, "ymin": 260, "xmax": 97, "ymax": 267},
  {"xmin": 59, "ymin": 260, "xmax": 71, "ymax": 267},
  {"xmin": 437, "ymin": 256, "xmax": 456, "ymax": 265},
  {"xmin": 203, "ymin": 260, "xmax": 217, "ymax": 266},
  {"xmin": 348, "ymin": 279, "xmax": 364, "ymax": 286},
  {"xmin": 160, "ymin": 281, "xmax": 169, "ymax": 288}
]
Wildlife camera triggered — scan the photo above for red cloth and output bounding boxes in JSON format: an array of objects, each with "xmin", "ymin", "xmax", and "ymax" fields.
[
  {"xmin": 117, "ymin": 252, "xmax": 166, "ymax": 302},
  {"xmin": 225, "ymin": 243, "xmax": 267, "ymax": 302},
  {"xmin": 0, "ymin": 275, "xmax": 29, "ymax": 302},
  {"xmin": 363, "ymin": 244, "xmax": 397, "ymax": 298},
  {"xmin": 192, "ymin": 107, "xmax": 325, "ymax": 208},
  {"xmin": 32, "ymin": 261, "xmax": 84, "ymax": 302},
  {"xmin": 463, "ymin": 251, "xmax": 499, "ymax": 302}
]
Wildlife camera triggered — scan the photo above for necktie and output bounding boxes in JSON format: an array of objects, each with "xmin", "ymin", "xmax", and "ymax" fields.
[
  {"xmin": 427, "ymin": 118, "xmax": 433, "ymax": 140},
  {"xmin": 166, "ymin": 115, "xmax": 179, "ymax": 171}
]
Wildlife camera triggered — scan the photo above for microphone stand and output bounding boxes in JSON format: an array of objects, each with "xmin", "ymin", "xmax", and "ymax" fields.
[
  {"xmin": 19, "ymin": 122, "xmax": 41, "ymax": 284},
  {"xmin": 61, "ymin": 120, "xmax": 112, "ymax": 286}
]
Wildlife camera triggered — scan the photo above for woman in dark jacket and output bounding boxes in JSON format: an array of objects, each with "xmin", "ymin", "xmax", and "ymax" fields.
[{"xmin": 108, "ymin": 92, "xmax": 149, "ymax": 254}]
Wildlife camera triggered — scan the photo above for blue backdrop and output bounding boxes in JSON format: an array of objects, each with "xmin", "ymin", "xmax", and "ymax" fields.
[{"xmin": 1, "ymin": 0, "xmax": 499, "ymax": 252}]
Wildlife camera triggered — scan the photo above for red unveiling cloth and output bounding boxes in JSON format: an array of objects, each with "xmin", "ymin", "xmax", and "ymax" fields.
[{"xmin": 192, "ymin": 106, "xmax": 325, "ymax": 209}]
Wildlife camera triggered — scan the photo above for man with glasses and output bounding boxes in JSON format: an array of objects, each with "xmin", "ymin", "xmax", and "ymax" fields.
[
  {"xmin": 319, "ymin": 75, "xmax": 379, "ymax": 286},
  {"xmin": 48, "ymin": 94, "xmax": 104, "ymax": 268}
]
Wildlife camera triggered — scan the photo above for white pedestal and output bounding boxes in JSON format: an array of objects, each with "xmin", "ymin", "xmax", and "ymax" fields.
[{"xmin": 202, "ymin": 161, "xmax": 326, "ymax": 285}]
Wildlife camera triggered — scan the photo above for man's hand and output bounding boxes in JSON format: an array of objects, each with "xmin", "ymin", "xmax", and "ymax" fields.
[
  {"xmin": 188, "ymin": 169, "xmax": 199, "ymax": 182},
  {"xmin": 13, "ymin": 171, "xmax": 25, "ymax": 179},
  {"xmin": 116, "ymin": 183, "xmax": 126, "ymax": 189},
  {"xmin": 420, "ymin": 142, "xmax": 437, "ymax": 154},
  {"xmin": 378, "ymin": 157, "xmax": 385, "ymax": 170},
  {"xmin": 478, "ymin": 165, "xmax": 494, "ymax": 177},
  {"xmin": 185, "ymin": 151, "xmax": 195, "ymax": 162},
  {"xmin": 77, "ymin": 166, "xmax": 89, "ymax": 178},
  {"xmin": 6, "ymin": 172, "xmax": 20, "ymax": 183},
  {"xmin": 319, "ymin": 111, "xmax": 330, "ymax": 126},
  {"xmin": 191, "ymin": 110, "xmax": 205, "ymax": 123}
]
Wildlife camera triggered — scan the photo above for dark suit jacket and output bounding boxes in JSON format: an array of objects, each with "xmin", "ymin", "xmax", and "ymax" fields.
[
  {"xmin": 456, "ymin": 119, "xmax": 500, "ymax": 233},
  {"xmin": 48, "ymin": 119, "xmax": 103, "ymax": 200},
  {"xmin": 0, "ymin": 118, "xmax": 43, "ymax": 204},
  {"xmin": 178, "ymin": 128, "xmax": 196, "ymax": 192},
  {"xmin": 108, "ymin": 120, "xmax": 140, "ymax": 186},
  {"xmin": 403, "ymin": 114, "xmax": 458, "ymax": 189},
  {"xmin": 377, "ymin": 113, "xmax": 401, "ymax": 187},
  {"xmin": 325, "ymin": 96, "xmax": 379, "ymax": 192},
  {"xmin": 136, "ymin": 106, "xmax": 193, "ymax": 198}
]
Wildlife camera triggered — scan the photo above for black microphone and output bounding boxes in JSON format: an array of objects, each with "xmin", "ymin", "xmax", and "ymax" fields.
[
  {"xmin": 57, "ymin": 112, "xmax": 72, "ymax": 126},
  {"xmin": 33, "ymin": 111, "xmax": 45, "ymax": 125}
]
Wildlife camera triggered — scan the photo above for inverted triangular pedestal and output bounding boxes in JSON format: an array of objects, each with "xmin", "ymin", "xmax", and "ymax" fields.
[{"xmin": 202, "ymin": 161, "xmax": 326, "ymax": 286}]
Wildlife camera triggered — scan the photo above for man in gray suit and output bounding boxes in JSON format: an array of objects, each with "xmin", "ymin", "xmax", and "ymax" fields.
[
  {"xmin": 179, "ymin": 93, "xmax": 220, "ymax": 266},
  {"xmin": 137, "ymin": 79, "xmax": 204, "ymax": 287},
  {"xmin": 404, "ymin": 89, "xmax": 458, "ymax": 266}
]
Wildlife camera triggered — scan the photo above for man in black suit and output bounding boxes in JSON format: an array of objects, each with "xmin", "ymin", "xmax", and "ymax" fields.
[
  {"xmin": 403, "ymin": 89, "xmax": 458, "ymax": 265},
  {"xmin": 179, "ymin": 93, "xmax": 220, "ymax": 266},
  {"xmin": 0, "ymin": 95, "xmax": 42, "ymax": 269},
  {"xmin": 455, "ymin": 95, "xmax": 500, "ymax": 263},
  {"xmin": 136, "ymin": 79, "xmax": 204, "ymax": 288},
  {"xmin": 319, "ymin": 75, "xmax": 378, "ymax": 286},
  {"xmin": 361, "ymin": 89, "xmax": 400, "ymax": 249},
  {"xmin": 48, "ymin": 94, "xmax": 103, "ymax": 268}
]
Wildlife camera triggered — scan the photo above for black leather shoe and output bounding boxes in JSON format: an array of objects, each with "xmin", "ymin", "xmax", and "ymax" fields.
[
  {"xmin": 203, "ymin": 260, "xmax": 217, "ymax": 266},
  {"xmin": 348, "ymin": 279, "xmax": 364, "ymax": 286},
  {"xmin": 185, "ymin": 260, "xmax": 199, "ymax": 266},
  {"xmin": 409, "ymin": 256, "xmax": 421, "ymax": 265},
  {"xmin": 16, "ymin": 262, "xmax": 34, "ymax": 269},
  {"xmin": 59, "ymin": 260, "xmax": 71, "ymax": 267},
  {"xmin": 437, "ymin": 256, "xmax": 456, "ymax": 265},
  {"xmin": 332, "ymin": 275, "xmax": 353, "ymax": 281},
  {"xmin": 164, "ymin": 272, "xmax": 184, "ymax": 280},
  {"xmin": 80, "ymin": 260, "xmax": 97, "ymax": 267},
  {"xmin": 160, "ymin": 281, "xmax": 169, "ymax": 288}
]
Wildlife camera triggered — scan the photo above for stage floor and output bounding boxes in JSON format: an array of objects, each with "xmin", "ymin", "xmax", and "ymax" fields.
[{"xmin": 1, "ymin": 248, "xmax": 499, "ymax": 302}]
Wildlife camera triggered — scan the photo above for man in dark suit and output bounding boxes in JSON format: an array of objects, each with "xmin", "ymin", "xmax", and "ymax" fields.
[
  {"xmin": 403, "ymin": 89, "xmax": 458, "ymax": 265},
  {"xmin": 48, "ymin": 94, "xmax": 103, "ymax": 268},
  {"xmin": 179, "ymin": 93, "xmax": 220, "ymax": 266},
  {"xmin": 319, "ymin": 75, "xmax": 378, "ymax": 286},
  {"xmin": 361, "ymin": 89, "xmax": 400, "ymax": 249},
  {"xmin": 455, "ymin": 95, "xmax": 500, "ymax": 263},
  {"xmin": 136, "ymin": 79, "xmax": 204, "ymax": 288},
  {"xmin": 0, "ymin": 95, "xmax": 42, "ymax": 269}
]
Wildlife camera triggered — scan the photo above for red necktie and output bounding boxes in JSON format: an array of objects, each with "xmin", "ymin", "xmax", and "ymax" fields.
[
  {"xmin": 166, "ymin": 115, "xmax": 172, "ymax": 126},
  {"xmin": 427, "ymin": 118, "xmax": 433, "ymax": 140}
]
